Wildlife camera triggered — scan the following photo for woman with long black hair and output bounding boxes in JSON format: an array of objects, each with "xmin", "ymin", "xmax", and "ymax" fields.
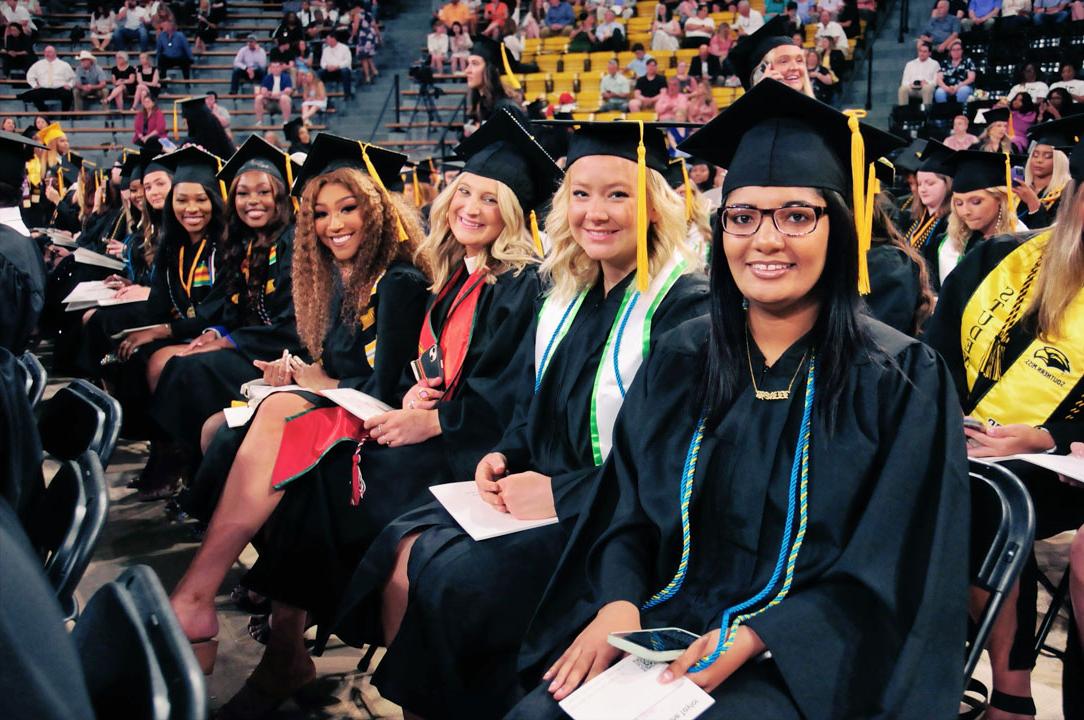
[
  {"xmin": 462, "ymin": 36, "xmax": 527, "ymax": 137},
  {"xmin": 510, "ymin": 80, "xmax": 969, "ymax": 719}
]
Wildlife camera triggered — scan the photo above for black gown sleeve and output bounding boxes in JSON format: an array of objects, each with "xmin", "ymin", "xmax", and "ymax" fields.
[
  {"xmin": 864, "ymin": 244, "xmax": 921, "ymax": 335},
  {"xmin": 227, "ymin": 228, "xmax": 304, "ymax": 360},
  {"xmin": 167, "ymin": 280, "xmax": 229, "ymax": 339},
  {"xmin": 0, "ymin": 254, "xmax": 45, "ymax": 355}
]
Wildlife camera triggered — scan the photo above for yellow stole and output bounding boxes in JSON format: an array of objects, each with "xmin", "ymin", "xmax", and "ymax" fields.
[{"xmin": 961, "ymin": 231, "xmax": 1084, "ymax": 426}]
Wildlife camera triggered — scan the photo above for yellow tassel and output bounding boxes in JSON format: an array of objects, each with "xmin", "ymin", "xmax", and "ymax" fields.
[
  {"xmin": 499, "ymin": 43, "xmax": 522, "ymax": 91},
  {"xmin": 1004, "ymin": 151, "xmax": 1017, "ymax": 216},
  {"xmin": 679, "ymin": 158, "xmax": 693, "ymax": 222},
  {"xmin": 357, "ymin": 141, "xmax": 409, "ymax": 242},
  {"xmin": 216, "ymin": 156, "xmax": 227, "ymax": 202},
  {"xmin": 635, "ymin": 120, "xmax": 648, "ymax": 293},
  {"xmin": 57, "ymin": 167, "xmax": 64, "ymax": 196},
  {"xmin": 530, "ymin": 209, "xmax": 543, "ymax": 256},
  {"xmin": 173, "ymin": 100, "xmax": 180, "ymax": 140},
  {"xmin": 283, "ymin": 150, "xmax": 300, "ymax": 212},
  {"xmin": 843, "ymin": 110, "xmax": 869, "ymax": 294},
  {"xmin": 412, "ymin": 169, "xmax": 422, "ymax": 207}
]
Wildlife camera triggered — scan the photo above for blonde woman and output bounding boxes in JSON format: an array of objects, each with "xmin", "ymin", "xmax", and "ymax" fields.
[
  {"xmin": 329, "ymin": 121, "xmax": 709, "ymax": 719},
  {"xmin": 730, "ymin": 17, "xmax": 814, "ymax": 95},
  {"xmin": 972, "ymin": 107, "xmax": 1012, "ymax": 153},
  {"xmin": 298, "ymin": 68, "xmax": 327, "ymax": 122},
  {"xmin": 925, "ymin": 130, "xmax": 1084, "ymax": 720},
  {"xmin": 1016, "ymin": 120, "xmax": 1073, "ymax": 229}
]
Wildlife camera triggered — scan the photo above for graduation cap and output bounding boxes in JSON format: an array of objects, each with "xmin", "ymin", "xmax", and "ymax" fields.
[
  {"xmin": 726, "ymin": 15, "xmax": 798, "ymax": 90},
  {"xmin": 892, "ymin": 138, "xmax": 928, "ymax": 175},
  {"xmin": 120, "ymin": 151, "xmax": 143, "ymax": 186},
  {"xmin": 1026, "ymin": 114, "xmax": 1084, "ymax": 152},
  {"xmin": 679, "ymin": 79, "xmax": 906, "ymax": 294},
  {"xmin": 943, "ymin": 149, "xmax": 1013, "ymax": 194},
  {"xmin": 873, "ymin": 157, "xmax": 894, "ymax": 187},
  {"xmin": 468, "ymin": 36, "xmax": 522, "ymax": 91},
  {"xmin": 917, "ymin": 139, "xmax": 955, "ymax": 176},
  {"xmin": 218, "ymin": 134, "xmax": 302, "ymax": 192},
  {"xmin": 37, "ymin": 122, "xmax": 66, "ymax": 146},
  {"xmin": 0, "ymin": 131, "xmax": 43, "ymax": 187},
  {"xmin": 140, "ymin": 138, "xmax": 171, "ymax": 179},
  {"xmin": 172, "ymin": 96, "xmax": 215, "ymax": 140},
  {"xmin": 283, "ymin": 117, "xmax": 307, "ymax": 144},
  {"xmin": 292, "ymin": 132, "xmax": 411, "ymax": 240},
  {"xmin": 979, "ymin": 107, "xmax": 1010, "ymax": 125},
  {"xmin": 665, "ymin": 158, "xmax": 698, "ymax": 222},
  {"xmin": 152, "ymin": 145, "xmax": 225, "ymax": 200}
]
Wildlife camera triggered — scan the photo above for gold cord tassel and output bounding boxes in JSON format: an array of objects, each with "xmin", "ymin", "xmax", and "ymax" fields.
[
  {"xmin": 499, "ymin": 43, "xmax": 522, "ymax": 91},
  {"xmin": 530, "ymin": 209, "xmax": 543, "ymax": 256},
  {"xmin": 215, "ymin": 156, "xmax": 227, "ymax": 202},
  {"xmin": 173, "ymin": 100, "xmax": 181, "ymax": 140},
  {"xmin": 844, "ymin": 110, "xmax": 870, "ymax": 294},
  {"xmin": 57, "ymin": 167, "xmax": 64, "ymax": 196},
  {"xmin": 635, "ymin": 121, "xmax": 649, "ymax": 293},
  {"xmin": 679, "ymin": 158, "xmax": 693, "ymax": 222},
  {"xmin": 412, "ymin": 169, "xmax": 422, "ymax": 207},
  {"xmin": 357, "ymin": 141, "xmax": 409, "ymax": 241},
  {"xmin": 283, "ymin": 150, "xmax": 299, "ymax": 212},
  {"xmin": 1004, "ymin": 151, "xmax": 1017, "ymax": 216}
]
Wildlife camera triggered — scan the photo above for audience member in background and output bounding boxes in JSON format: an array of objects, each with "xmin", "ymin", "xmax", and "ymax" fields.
[
  {"xmin": 998, "ymin": 0, "xmax": 1032, "ymax": 31},
  {"xmin": 298, "ymin": 68, "xmax": 327, "ymax": 121},
  {"xmin": 655, "ymin": 75, "xmax": 689, "ymax": 120},
  {"xmin": 151, "ymin": 1, "xmax": 176, "ymax": 33},
  {"xmin": 595, "ymin": 9, "xmax": 625, "ymax": 51},
  {"xmin": 156, "ymin": 19, "xmax": 194, "ymax": 80},
  {"xmin": 1033, "ymin": 0, "xmax": 1070, "ymax": 23},
  {"xmin": 1051, "ymin": 62, "xmax": 1084, "ymax": 103},
  {"xmin": 449, "ymin": 21, "xmax": 471, "ymax": 73},
  {"xmin": 73, "ymin": 50, "xmax": 108, "ymax": 110},
  {"xmin": 778, "ymin": 1, "xmax": 804, "ymax": 36},
  {"xmin": 428, "ymin": 21, "xmax": 450, "ymax": 71},
  {"xmin": 689, "ymin": 43, "xmax": 723, "ymax": 85},
  {"xmin": 626, "ymin": 42, "xmax": 653, "ymax": 77},
  {"xmin": 963, "ymin": 0, "xmax": 1000, "ymax": 29},
  {"xmin": 105, "ymin": 51, "xmax": 137, "ymax": 110},
  {"xmin": 599, "ymin": 57, "xmax": 631, "ymax": 111},
  {"xmin": 1040, "ymin": 88, "xmax": 1074, "ymax": 122},
  {"xmin": 353, "ymin": 7, "xmax": 380, "ymax": 85},
  {"xmin": 685, "ymin": 82, "xmax": 717, "ymax": 122},
  {"xmin": 836, "ymin": 0, "xmax": 861, "ymax": 37},
  {"xmin": 1015, "ymin": 122, "xmax": 1071, "ymax": 228},
  {"xmin": 673, "ymin": 60, "xmax": 695, "ymax": 92},
  {"xmin": 283, "ymin": 117, "xmax": 311, "ymax": 153},
  {"xmin": 230, "ymin": 35, "xmax": 267, "ymax": 95},
  {"xmin": 815, "ymin": 9, "xmax": 848, "ymax": 51},
  {"xmin": 628, "ymin": 57, "xmax": 665, "ymax": 112},
  {"xmin": 269, "ymin": 37, "xmax": 298, "ymax": 70},
  {"xmin": 651, "ymin": 9, "xmax": 682, "ymax": 50},
  {"xmin": 807, "ymin": 47, "xmax": 838, "ymax": 103},
  {"xmin": 944, "ymin": 113, "xmax": 979, "ymax": 150},
  {"xmin": 319, "ymin": 31, "xmax": 353, "ymax": 101},
  {"xmin": 541, "ymin": 0, "xmax": 575, "ymax": 37},
  {"xmin": 1, "ymin": 117, "xmax": 15, "ymax": 132},
  {"xmin": 194, "ymin": 0, "xmax": 221, "ymax": 55},
  {"xmin": 255, "ymin": 61, "xmax": 294, "ymax": 126},
  {"xmin": 89, "ymin": 3, "xmax": 117, "ymax": 51},
  {"xmin": 921, "ymin": 0, "xmax": 961, "ymax": 54},
  {"xmin": 274, "ymin": 12, "xmax": 304, "ymax": 49},
  {"xmin": 682, "ymin": 4, "xmax": 715, "ymax": 48},
  {"xmin": 1008, "ymin": 91, "xmax": 1038, "ymax": 152},
  {"xmin": 709, "ymin": 23, "xmax": 735, "ymax": 58},
  {"xmin": 114, "ymin": 0, "xmax": 152, "ymax": 52},
  {"xmin": 1008, "ymin": 61, "xmax": 1048, "ymax": 102},
  {"xmin": 0, "ymin": 22, "xmax": 35, "ymax": 77},
  {"xmin": 972, "ymin": 108, "xmax": 1012, "ymax": 152},
  {"xmin": 897, "ymin": 41, "xmax": 939, "ymax": 106},
  {"xmin": 568, "ymin": 13, "xmax": 599, "ymax": 52},
  {"xmin": 438, "ymin": 0, "xmax": 475, "ymax": 35},
  {"xmin": 205, "ymin": 91, "xmax": 230, "ymax": 137},
  {"xmin": 133, "ymin": 94, "xmax": 166, "ymax": 146},
  {"xmin": 479, "ymin": 0, "xmax": 509, "ymax": 39},
  {"xmin": 131, "ymin": 51, "xmax": 161, "ymax": 110},
  {"xmin": 0, "ymin": 0, "xmax": 34, "ymax": 38},
  {"xmin": 934, "ymin": 40, "xmax": 975, "ymax": 104},
  {"xmin": 21, "ymin": 46, "xmax": 75, "ymax": 112},
  {"xmin": 733, "ymin": 0, "xmax": 765, "ymax": 34}
]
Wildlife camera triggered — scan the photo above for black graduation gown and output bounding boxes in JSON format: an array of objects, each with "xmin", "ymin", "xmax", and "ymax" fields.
[
  {"xmin": 0, "ymin": 224, "xmax": 45, "ymax": 354},
  {"xmin": 512, "ymin": 315, "xmax": 970, "ymax": 720},
  {"xmin": 924, "ymin": 233, "xmax": 1084, "ymax": 669},
  {"xmin": 181, "ymin": 260, "xmax": 430, "ymax": 521},
  {"xmin": 242, "ymin": 265, "xmax": 542, "ymax": 638},
  {"xmin": 149, "ymin": 225, "xmax": 303, "ymax": 452},
  {"xmin": 864, "ymin": 243, "xmax": 922, "ymax": 335},
  {"xmin": 905, "ymin": 214, "xmax": 948, "ymax": 293},
  {"xmin": 333, "ymin": 271, "xmax": 710, "ymax": 719},
  {"xmin": 1016, "ymin": 188, "xmax": 1060, "ymax": 230},
  {"xmin": 0, "ymin": 348, "xmax": 44, "ymax": 521}
]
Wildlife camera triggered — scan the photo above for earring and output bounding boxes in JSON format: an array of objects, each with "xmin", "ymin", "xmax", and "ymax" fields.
[
  {"xmin": 994, "ymin": 204, "xmax": 1003, "ymax": 231},
  {"xmin": 741, "ymin": 297, "xmax": 749, "ymax": 310}
]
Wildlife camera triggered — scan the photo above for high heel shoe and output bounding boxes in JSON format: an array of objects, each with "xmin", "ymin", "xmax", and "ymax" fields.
[{"xmin": 190, "ymin": 637, "xmax": 219, "ymax": 675}]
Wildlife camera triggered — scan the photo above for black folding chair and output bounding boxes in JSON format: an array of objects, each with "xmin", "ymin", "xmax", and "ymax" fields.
[
  {"xmin": 18, "ymin": 351, "xmax": 47, "ymax": 408},
  {"xmin": 65, "ymin": 380, "xmax": 122, "ymax": 468},
  {"xmin": 964, "ymin": 460, "xmax": 1036, "ymax": 682},
  {"xmin": 57, "ymin": 452, "xmax": 109, "ymax": 621},
  {"xmin": 37, "ymin": 379, "xmax": 122, "ymax": 468}
]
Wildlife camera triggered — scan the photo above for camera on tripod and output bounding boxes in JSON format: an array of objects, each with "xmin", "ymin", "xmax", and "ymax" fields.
[{"xmin": 409, "ymin": 55, "xmax": 442, "ymax": 96}]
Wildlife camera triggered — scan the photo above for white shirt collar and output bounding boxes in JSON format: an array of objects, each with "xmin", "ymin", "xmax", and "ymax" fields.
[
  {"xmin": 464, "ymin": 254, "xmax": 480, "ymax": 273},
  {"xmin": 0, "ymin": 206, "xmax": 30, "ymax": 236}
]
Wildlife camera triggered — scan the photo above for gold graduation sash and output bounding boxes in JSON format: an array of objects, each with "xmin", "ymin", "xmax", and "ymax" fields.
[{"xmin": 961, "ymin": 231, "xmax": 1084, "ymax": 426}]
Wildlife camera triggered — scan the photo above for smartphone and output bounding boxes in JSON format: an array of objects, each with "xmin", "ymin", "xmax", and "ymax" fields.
[
  {"xmin": 1011, "ymin": 165, "xmax": 1025, "ymax": 185},
  {"xmin": 963, "ymin": 417, "xmax": 986, "ymax": 432},
  {"xmin": 608, "ymin": 628, "xmax": 700, "ymax": 662}
]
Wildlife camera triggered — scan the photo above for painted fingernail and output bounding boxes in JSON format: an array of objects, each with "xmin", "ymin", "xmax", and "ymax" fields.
[
  {"xmin": 659, "ymin": 671, "xmax": 674, "ymax": 683},
  {"xmin": 548, "ymin": 680, "xmax": 559, "ymax": 691}
]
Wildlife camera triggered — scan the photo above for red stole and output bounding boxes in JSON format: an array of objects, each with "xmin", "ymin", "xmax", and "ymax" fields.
[{"xmin": 418, "ymin": 262, "xmax": 488, "ymax": 400}]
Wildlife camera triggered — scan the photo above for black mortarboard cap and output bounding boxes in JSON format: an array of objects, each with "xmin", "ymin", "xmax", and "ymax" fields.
[
  {"xmin": 218, "ymin": 134, "xmax": 302, "ymax": 188},
  {"xmin": 141, "ymin": 138, "xmax": 170, "ymax": 178},
  {"xmin": 153, "ymin": 144, "xmax": 222, "ymax": 189},
  {"xmin": 290, "ymin": 132, "xmax": 407, "ymax": 197},
  {"xmin": 726, "ymin": 16, "xmax": 798, "ymax": 90},
  {"xmin": 0, "ymin": 130, "xmax": 43, "ymax": 186},
  {"xmin": 1026, "ymin": 115, "xmax": 1084, "ymax": 151},
  {"xmin": 665, "ymin": 158, "xmax": 688, "ymax": 189},
  {"xmin": 454, "ymin": 108, "xmax": 562, "ymax": 211},
  {"xmin": 468, "ymin": 35, "xmax": 503, "ymax": 66},
  {"xmin": 178, "ymin": 95, "xmax": 212, "ymax": 118},
  {"xmin": 564, "ymin": 121, "xmax": 670, "ymax": 173},
  {"xmin": 121, "ymin": 151, "xmax": 142, "ymax": 185},
  {"xmin": 980, "ymin": 107, "xmax": 1010, "ymax": 125},
  {"xmin": 21, "ymin": 125, "xmax": 38, "ymax": 140},
  {"xmin": 678, "ymin": 80, "xmax": 904, "ymax": 197},
  {"xmin": 943, "ymin": 150, "xmax": 1009, "ymax": 193},
  {"xmin": 874, "ymin": 157, "xmax": 894, "ymax": 187},
  {"xmin": 892, "ymin": 138, "xmax": 928, "ymax": 174},
  {"xmin": 283, "ymin": 117, "xmax": 305, "ymax": 143},
  {"xmin": 917, "ymin": 139, "xmax": 955, "ymax": 175}
]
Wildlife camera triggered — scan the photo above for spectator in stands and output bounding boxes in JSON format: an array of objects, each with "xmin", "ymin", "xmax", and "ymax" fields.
[
  {"xmin": 319, "ymin": 31, "xmax": 353, "ymax": 101},
  {"xmin": 709, "ymin": 23, "xmax": 735, "ymax": 58},
  {"xmin": 353, "ymin": 9, "xmax": 380, "ymax": 86},
  {"xmin": 733, "ymin": 0, "xmax": 765, "ymax": 35},
  {"xmin": 150, "ymin": 1, "xmax": 175, "ymax": 32},
  {"xmin": 654, "ymin": 75, "xmax": 689, "ymax": 119},
  {"xmin": 815, "ymin": 10, "xmax": 849, "ymax": 51},
  {"xmin": 673, "ymin": 0, "xmax": 699, "ymax": 21},
  {"xmin": 682, "ymin": 5, "xmax": 716, "ymax": 48},
  {"xmin": 651, "ymin": 10, "xmax": 682, "ymax": 50},
  {"xmin": 943, "ymin": 113, "xmax": 978, "ymax": 149},
  {"xmin": 1074, "ymin": 0, "xmax": 1084, "ymax": 18},
  {"xmin": 480, "ymin": 0, "xmax": 510, "ymax": 40},
  {"xmin": 0, "ymin": 117, "xmax": 14, "ymax": 132},
  {"xmin": 998, "ymin": 0, "xmax": 1032, "ymax": 31},
  {"xmin": 1032, "ymin": 0, "xmax": 1070, "ymax": 23},
  {"xmin": 0, "ymin": 22, "xmax": 34, "ymax": 77},
  {"xmin": 132, "ymin": 94, "xmax": 165, "ymax": 145},
  {"xmin": 836, "ymin": 0, "xmax": 861, "ymax": 37},
  {"xmin": 275, "ymin": 11, "xmax": 305, "ymax": 49},
  {"xmin": 113, "ymin": 0, "xmax": 152, "ymax": 52},
  {"xmin": 1, "ymin": 0, "xmax": 35, "ymax": 39},
  {"xmin": 255, "ymin": 60, "xmax": 293, "ymax": 125},
  {"xmin": 1007, "ymin": 91, "xmax": 1038, "ymax": 151},
  {"xmin": 962, "ymin": 0, "xmax": 999, "ymax": 30},
  {"xmin": 131, "ymin": 51, "xmax": 161, "ymax": 109},
  {"xmin": 298, "ymin": 67, "xmax": 327, "ymax": 120},
  {"xmin": 439, "ymin": 0, "xmax": 476, "ymax": 36},
  {"xmin": 685, "ymin": 81, "xmax": 717, "ymax": 121},
  {"xmin": 1039, "ymin": 87, "xmax": 1072, "ymax": 121},
  {"xmin": 1051, "ymin": 62, "xmax": 1084, "ymax": 102},
  {"xmin": 689, "ymin": 43, "xmax": 723, "ymax": 85},
  {"xmin": 897, "ymin": 40, "xmax": 939, "ymax": 106},
  {"xmin": 541, "ymin": 0, "xmax": 575, "ymax": 36},
  {"xmin": 921, "ymin": 0, "xmax": 961, "ymax": 55},
  {"xmin": 194, "ymin": 0, "xmax": 221, "ymax": 56},
  {"xmin": 270, "ymin": 37, "xmax": 299, "ymax": 69},
  {"xmin": 599, "ymin": 57, "xmax": 631, "ymax": 111},
  {"xmin": 20, "ymin": 46, "xmax": 75, "ymax": 111},
  {"xmin": 449, "ymin": 21, "xmax": 471, "ymax": 73},
  {"xmin": 205, "ymin": 91, "xmax": 230, "ymax": 135},
  {"xmin": 230, "ymin": 35, "xmax": 266, "ymax": 94},
  {"xmin": 626, "ymin": 42, "xmax": 653, "ymax": 77},
  {"xmin": 934, "ymin": 40, "xmax": 975, "ymax": 104},
  {"xmin": 972, "ymin": 108, "xmax": 1011, "ymax": 151},
  {"xmin": 568, "ymin": 12, "xmax": 598, "ymax": 51},
  {"xmin": 1008, "ymin": 61, "xmax": 1048, "ymax": 101},
  {"xmin": 673, "ymin": 60, "xmax": 695, "ymax": 91},
  {"xmin": 807, "ymin": 47, "xmax": 838, "ymax": 103},
  {"xmin": 816, "ymin": 33, "xmax": 845, "ymax": 80},
  {"xmin": 73, "ymin": 50, "xmax": 109, "ymax": 110},
  {"xmin": 156, "ymin": 19, "xmax": 194, "ymax": 80},
  {"xmin": 596, "ymin": 9, "xmax": 626, "ymax": 51},
  {"xmin": 795, "ymin": 0, "xmax": 818, "ymax": 21},
  {"xmin": 89, "ymin": 4, "xmax": 117, "ymax": 52},
  {"xmin": 779, "ymin": 2, "xmax": 804, "ymax": 36},
  {"xmin": 428, "ymin": 21, "xmax": 450, "ymax": 71},
  {"xmin": 628, "ymin": 57, "xmax": 665, "ymax": 111}
]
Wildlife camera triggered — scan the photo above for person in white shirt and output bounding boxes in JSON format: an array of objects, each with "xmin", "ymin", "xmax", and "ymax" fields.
[
  {"xmin": 113, "ymin": 0, "xmax": 151, "ymax": 51},
  {"xmin": 1049, "ymin": 62, "xmax": 1084, "ymax": 102},
  {"xmin": 599, "ymin": 58, "xmax": 631, "ymax": 111},
  {"xmin": 1006, "ymin": 61, "xmax": 1049, "ymax": 102},
  {"xmin": 319, "ymin": 32, "xmax": 353, "ymax": 101},
  {"xmin": 897, "ymin": 41, "xmax": 940, "ymax": 105},
  {"xmin": 428, "ymin": 21, "xmax": 451, "ymax": 71},
  {"xmin": 815, "ymin": 10, "xmax": 848, "ymax": 51},
  {"xmin": 1, "ymin": 0, "xmax": 35, "ymax": 36},
  {"xmin": 681, "ymin": 4, "xmax": 715, "ymax": 48},
  {"xmin": 733, "ymin": 0, "xmax": 764, "ymax": 35},
  {"xmin": 818, "ymin": 0, "xmax": 844, "ymax": 13},
  {"xmin": 595, "ymin": 9, "xmax": 625, "ymax": 51},
  {"xmin": 21, "ymin": 46, "xmax": 75, "ymax": 111}
]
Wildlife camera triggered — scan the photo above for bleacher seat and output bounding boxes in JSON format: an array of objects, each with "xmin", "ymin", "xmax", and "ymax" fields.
[{"xmin": 561, "ymin": 52, "xmax": 589, "ymax": 72}]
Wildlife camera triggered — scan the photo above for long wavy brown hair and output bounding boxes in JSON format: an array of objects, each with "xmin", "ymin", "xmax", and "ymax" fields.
[{"xmin": 292, "ymin": 166, "xmax": 428, "ymax": 359}]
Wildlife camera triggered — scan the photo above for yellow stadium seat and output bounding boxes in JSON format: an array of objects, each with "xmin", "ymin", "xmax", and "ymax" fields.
[
  {"xmin": 628, "ymin": 32, "xmax": 652, "ymax": 47},
  {"xmin": 675, "ymin": 48, "xmax": 698, "ymax": 65},
  {"xmin": 711, "ymin": 12, "xmax": 736, "ymax": 25},
  {"xmin": 634, "ymin": 2, "xmax": 654, "ymax": 16},
  {"xmin": 576, "ymin": 89, "xmax": 602, "ymax": 110},
  {"xmin": 562, "ymin": 52, "xmax": 589, "ymax": 72},
  {"xmin": 595, "ymin": 110, "xmax": 625, "ymax": 121},
  {"xmin": 521, "ymin": 51, "xmax": 536, "ymax": 64},
  {"xmin": 535, "ymin": 54, "xmax": 562, "ymax": 73},
  {"xmin": 804, "ymin": 24, "xmax": 817, "ymax": 41},
  {"xmin": 627, "ymin": 16, "xmax": 653, "ymax": 33},
  {"xmin": 588, "ymin": 51, "xmax": 617, "ymax": 70},
  {"xmin": 524, "ymin": 38, "xmax": 542, "ymax": 55},
  {"xmin": 550, "ymin": 72, "xmax": 579, "ymax": 94},
  {"xmin": 652, "ymin": 49, "xmax": 676, "ymax": 67},
  {"xmin": 572, "ymin": 111, "xmax": 595, "ymax": 121},
  {"xmin": 542, "ymin": 36, "xmax": 569, "ymax": 52},
  {"xmin": 626, "ymin": 110, "xmax": 657, "ymax": 122},
  {"xmin": 617, "ymin": 50, "xmax": 637, "ymax": 68},
  {"xmin": 523, "ymin": 73, "xmax": 550, "ymax": 98}
]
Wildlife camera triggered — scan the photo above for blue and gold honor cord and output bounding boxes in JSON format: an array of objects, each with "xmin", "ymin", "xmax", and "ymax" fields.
[{"xmin": 642, "ymin": 354, "xmax": 816, "ymax": 673}]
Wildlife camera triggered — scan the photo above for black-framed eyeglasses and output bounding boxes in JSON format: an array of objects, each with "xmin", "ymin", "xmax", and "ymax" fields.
[{"xmin": 720, "ymin": 205, "xmax": 828, "ymax": 237}]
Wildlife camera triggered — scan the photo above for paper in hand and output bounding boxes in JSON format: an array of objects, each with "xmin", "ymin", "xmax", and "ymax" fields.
[
  {"xmin": 559, "ymin": 655, "xmax": 715, "ymax": 720},
  {"xmin": 429, "ymin": 481, "xmax": 558, "ymax": 541}
]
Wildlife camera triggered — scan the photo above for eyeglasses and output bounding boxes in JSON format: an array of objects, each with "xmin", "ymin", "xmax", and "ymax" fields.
[{"xmin": 720, "ymin": 204, "xmax": 828, "ymax": 237}]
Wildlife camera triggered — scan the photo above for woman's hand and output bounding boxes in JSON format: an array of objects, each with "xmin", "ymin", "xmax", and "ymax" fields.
[
  {"xmin": 288, "ymin": 356, "xmax": 337, "ymax": 391},
  {"xmin": 1060, "ymin": 442, "xmax": 1084, "ymax": 487},
  {"xmin": 965, "ymin": 422, "xmax": 1056, "ymax": 458},
  {"xmin": 253, "ymin": 356, "xmax": 294, "ymax": 386},
  {"xmin": 1012, "ymin": 181, "xmax": 1041, "ymax": 214},
  {"xmin": 401, "ymin": 376, "xmax": 445, "ymax": 410},
  {"xmin": 475, "ymin": 452, "xmax": 509, "ymax": 511},
  {"xmin": 544, "ymin": 601, "xmax": 642, "ymax": 701},
  {"xmin": 45, "ymin": 183, "xmax": 61, "ymax": 204},
  {"xmin": 105, "ymin": 239, "xmax": 127, "ymax": 258},
  {"xmin": 364, "ymin": 409, "xmax": 441, "ymax": 447},
  {"xmin": 103, "ymin": 273, "xmax": 132, "ymax": 289},
  {"xmin": 117, "ymin": 324, "xmax": 170, "ymax": 360},
  {"xmin": 497, "ymin": 471, "xmax": 555, "ymax": 520},
  {"xmin": 659, "ymin": 625, "xmax": 765, "ymax": 693},
  {"xmin": 178, "ymin": 330, "xmax": 230, "ymax": 356},
  {"xmin": 113, "ymin": 284, "xmax": 150, "ymax": 301}
]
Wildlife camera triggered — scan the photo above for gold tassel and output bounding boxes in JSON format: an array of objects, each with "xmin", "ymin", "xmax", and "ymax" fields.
[
  {"xmin": 499, "ymin": 43, "xmax": 522, "ymax": 91},
  {"xmin": 412, "ymin": 169, "xmax": 422, "ymax": 207},
  {"xmin": 529, "ymin": 209, "xmax": 543, "ymax": 256},
  {"xmin": 173, "ymin": 100, "xmax": 183, "ymax": 140},
  {"xmin": 844, "ymin": 110, "xmax": 870, "ymax": 295},
  {"xmin": 635, "ymin": 120, "xmax": 648, "ymax": 293},
  {"xmin": 979, "ymin": 333, "xmax": 1008, "ymax": 381},
  {"xmin": 357, "ymin": 141, "xmax": 409, "ymax": 242},
  {"xmin": 679, "ymin": 158, "xmax": 693, "ymax": 222},
  {"xmin": 57, "ymin": 167, "xmax": 64, "ymax": 196},
  {"xmin": 1004, "ymin": 151, "xmax": 1017, "ymax": 216},
  {"xmin": 283, "ymin": 149, "xmax": 300, "ymax": 212}
]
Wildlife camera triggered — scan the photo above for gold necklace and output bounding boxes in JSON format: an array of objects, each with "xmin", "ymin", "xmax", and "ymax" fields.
[{"xmin": 746, "ymin": 330, "xmax": 808, "ymax": 401}]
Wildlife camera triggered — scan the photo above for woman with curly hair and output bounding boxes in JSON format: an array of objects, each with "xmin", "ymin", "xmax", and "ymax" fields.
[
  {"xmin": 168, "ymin": 134, "xmax": 430, "ymax": 679},
  {"xmin": 330, "ymin": 121, "xmax": 709, "ymax": 719}
]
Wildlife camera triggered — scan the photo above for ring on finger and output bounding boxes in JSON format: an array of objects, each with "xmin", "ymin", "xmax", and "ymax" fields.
[{"xmin": 409, "ymin": 400, "xmax": 415, "ymax": 409}]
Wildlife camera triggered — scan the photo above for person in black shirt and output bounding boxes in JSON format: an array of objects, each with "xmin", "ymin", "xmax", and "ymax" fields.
[
  {"xmin": 628, "ymin": 58, "xmax": 666, "ymax": 112},
  {"xmin": 268, "ymin": 37, "xmax": 298, "ymax": 68}
]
